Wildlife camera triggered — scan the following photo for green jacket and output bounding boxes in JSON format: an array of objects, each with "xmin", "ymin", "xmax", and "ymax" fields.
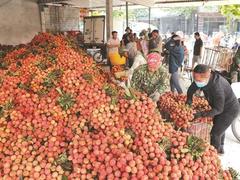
[{"xmin": 131, "ymin": 64, "xmax": 169, "ymax": 96}]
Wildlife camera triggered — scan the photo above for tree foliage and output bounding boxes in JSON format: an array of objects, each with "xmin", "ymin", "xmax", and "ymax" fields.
[
  {"xmin": 220, "ymin": 5, "xmax": 240, "ymax": 31},
  {"xmin": 112, "ymin": 8, "xmax": 148, "ymax": 20},
  {"xmin": 133, "ymin": 8, "xmax": 149, "ymax": 19},
  {"xmin": 163, "ymin": 7, "xmax": 197, "ymax": 19},
  {"xmin": 220, "ymin": 5, "xmax": 240, "ymax": 19}
]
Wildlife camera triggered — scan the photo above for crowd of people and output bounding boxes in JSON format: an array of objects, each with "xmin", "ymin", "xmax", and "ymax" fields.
[
  {"xmin": 106, "ymin": 27, "xmax": 240, "ymax": 98},
  {"xmin": 107, "ymin": 27, "xmax": 205, "ymax": 97}
]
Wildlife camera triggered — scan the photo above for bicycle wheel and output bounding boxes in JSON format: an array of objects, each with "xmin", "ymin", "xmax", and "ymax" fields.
[
  {"xmin": 93, "ymin": 51, "xmax": 103, "ymax": 63},
  {"xmin": 232, "ymin": 114, "xmax": 240, "ymax": 142}
]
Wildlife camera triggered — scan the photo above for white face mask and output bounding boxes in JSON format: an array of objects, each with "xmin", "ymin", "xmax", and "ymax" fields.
[{"xmin": 195, "ymin": 81, "xmax": 208, "ymax": 88}]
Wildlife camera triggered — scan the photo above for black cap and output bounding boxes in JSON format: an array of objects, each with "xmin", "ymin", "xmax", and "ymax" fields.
[{"xmin": 193, "ymin": 64, "xmax": 210, "ymax": 73}]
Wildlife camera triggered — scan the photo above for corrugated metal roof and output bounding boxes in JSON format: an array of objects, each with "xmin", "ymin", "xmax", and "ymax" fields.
[
  {"xmin": 38, "ymin": 0, "xmax": 154, "ymax": 8},
  {"xmin": 38, "ymin": 0, "xmax": 125, "ymax": 8},
  {"xmin": 38, "ymin": 0, "xmax": 240, "ymax": 8}
]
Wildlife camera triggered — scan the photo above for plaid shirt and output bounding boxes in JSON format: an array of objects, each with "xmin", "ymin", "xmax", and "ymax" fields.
[{"xmin": 131, "ymin": 64, "xmax": 169, "ymax": 96}]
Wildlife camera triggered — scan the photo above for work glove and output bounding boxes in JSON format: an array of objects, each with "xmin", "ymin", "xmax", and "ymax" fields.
[
  {"xmin": 193, "ymin": 112, "xmax": 203, "ymax": 119},
  {"xmin": 185, "ymin": 99, "xmax": 192, "ymax": 106},
  {"xmin": 149, "ymin": 92, "xmax": 160, "ymax": 102}
]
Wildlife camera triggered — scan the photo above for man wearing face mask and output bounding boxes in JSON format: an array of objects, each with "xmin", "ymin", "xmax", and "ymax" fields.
[
  {"xmin": 186, "ymin": 64, "xmax": 240, "ymax": 154},
  {"xmin": 131, "ymin": 53, "xmax": 169, "ymax": 102}
]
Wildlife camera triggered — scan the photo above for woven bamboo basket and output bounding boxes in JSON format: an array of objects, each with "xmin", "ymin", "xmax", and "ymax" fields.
[{"xmin": 186, "ymin": 122, "xmax": 213, "ymax": 143}]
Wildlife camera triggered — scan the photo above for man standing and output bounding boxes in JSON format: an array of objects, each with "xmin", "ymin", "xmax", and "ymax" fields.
[
  {"xmin": 149, "ymin": 30, "xmax": 163, "ymax": 54},
  {"xmin": 231, "ymin": 46, "xmax": 240, "ymax": 83},
  {"xmin": 122, "ymin": 27, "xmax": 132, "ymax": 46},
  {"xmin": 126, "ymin": 34, "xmax": 137, "ymax": 68},
  {"xmin": 165, "ymin": 35, "xmax": 184, "ymax": 94},
  {"xmin": 139, "ymin": 30, "xmax": 149, "ymax": 57},
  {"xmin": 131, "ymin": 53, "xmax": 169, "ymax": 102},
  {"xmin": 148, "ymin": 28, "xmax": 152, "ymax": 39},
  {"xmin": 107, "ymin": 31, "xmax": 120, "ymax": 55},
  {"xmin": 192, "ymin": 32, "xmax": 203, "ymax": 69},
  {"xmin": 186, "ymin": 64, "xmax": 240, "ymax": 154}
]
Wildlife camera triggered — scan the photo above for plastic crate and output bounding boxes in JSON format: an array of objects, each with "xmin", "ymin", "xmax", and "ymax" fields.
[{"xmin": 186, "ymin": 122, "xmax": 212, "ymax": 143}]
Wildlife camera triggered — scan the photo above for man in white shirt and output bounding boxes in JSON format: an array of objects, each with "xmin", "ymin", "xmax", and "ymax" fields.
[{"xmin": 107, "ymin": 31, "xmax": 120, "ymax": 54}]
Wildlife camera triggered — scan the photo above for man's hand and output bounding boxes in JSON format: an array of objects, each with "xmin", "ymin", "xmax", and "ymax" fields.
[
  {"xmin": 149, "ymin": 92, "xmax": 160, "ymax": 102},
  {"xmin": 186, "ymin": 100, "xmax": 192, "ymax": 106},
  {"xmin": 149, "ymin": 93, "xmax": 155, "ymax": 100},
  {"xmin": 193, "ymin": 112, "xmax": 202, "ymax": 119}
]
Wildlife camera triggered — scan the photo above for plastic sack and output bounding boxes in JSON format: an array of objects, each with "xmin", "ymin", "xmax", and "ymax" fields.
[
  {"xmin": 109, "ymin": 52, "xmax": 126, "ymax": 65},
  {"xmin": 127, "ymin": 52, "xmax": 147, "ymax": 87}
]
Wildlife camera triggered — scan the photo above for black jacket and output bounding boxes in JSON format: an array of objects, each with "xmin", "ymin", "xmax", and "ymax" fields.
[
  {"xmin": 122, "ymin": 33, "xmax": 130, "ymax": 46},
  {"xmin": 187, "ymin": 72, "xmax": 239, "ymax": 117}
]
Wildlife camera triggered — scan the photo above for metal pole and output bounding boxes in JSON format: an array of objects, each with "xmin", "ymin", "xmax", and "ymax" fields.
[
  {"xmin": 106, "ymin": 0, "xmax": 113, "ymax": 40},
  {"xmin": 185, "ymin": 17, "xmax": 187, "ymax": 34},
  {"xmin": 148, "ymin": 7, "xmax": 151, "ymax": 29},
  {"xmin": 38, "ymin": 4, "xmax": 44, "ymax": 32},
  {"xmin": 126, "ymin": 2, "xmax": 128, "ymax": 27}
]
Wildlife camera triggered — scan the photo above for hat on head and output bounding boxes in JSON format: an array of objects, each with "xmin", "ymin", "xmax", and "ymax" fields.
[
  {"xmin": 172, "ymin": 35, "xmax": 181, "ymax": 40},
  {"xmin": 147, "ymin": 53, "xmax": 161, "ymax": 66}
]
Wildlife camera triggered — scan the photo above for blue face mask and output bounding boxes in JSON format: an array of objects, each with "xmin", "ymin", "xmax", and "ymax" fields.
[{"xmin": 195, "ymin": 81, "xmax": 208, "ymax": 88}]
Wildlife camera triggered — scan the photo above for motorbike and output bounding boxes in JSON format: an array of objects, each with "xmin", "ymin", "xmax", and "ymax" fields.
[
  {"xmin": 85, "ymin": 44, "xmax": 107, "ymax": 63},
  {"xmin": 86, "ymin": 48, "xmax": 104, "ymax": 63}
]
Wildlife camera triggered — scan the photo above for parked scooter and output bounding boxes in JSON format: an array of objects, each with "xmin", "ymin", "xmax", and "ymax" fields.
[{"xmin": 86, "ymin": 48, "xmax": 104, "ymax": 63}]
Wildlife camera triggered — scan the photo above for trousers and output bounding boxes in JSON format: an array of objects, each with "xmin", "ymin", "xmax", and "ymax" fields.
[
  {"xmin": 210, "ymin": 104, "xmax": 240, "ymax": 152},
  {"xmin": 170, "ymin": 71, "xmax": 183, "ymax": 94},
  {"xmin": 192, "ymin": 55, "xmax": 201, "ymax": 69},
  {"xmin": 231, "ymin": 71, "xmax": 240, "ymax": 83}
]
